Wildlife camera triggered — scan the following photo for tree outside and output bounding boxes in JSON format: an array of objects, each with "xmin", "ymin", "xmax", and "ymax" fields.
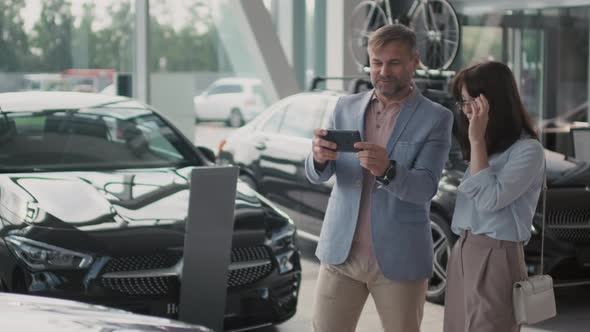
[{"xmin": 0, "ymin": 0, "xmax": 221, "ymax": 73}]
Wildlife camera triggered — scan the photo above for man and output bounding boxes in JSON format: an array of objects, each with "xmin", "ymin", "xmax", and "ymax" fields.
[{"xmin": 305, "ymin": 24, "xmax": 453, "ymax": 332}]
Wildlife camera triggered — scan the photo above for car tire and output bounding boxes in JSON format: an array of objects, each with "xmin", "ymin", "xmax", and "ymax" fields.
[
  {"xmin": 239, "ymin": 174, "xmax": 257, "ymax": 191},
  {"xmin": 227, "ymin": 109, "xmax": 244, "ymax": 128},
  {"xmin": 427, "ymin": 211, "xmax": 455, "ymax": 304}
]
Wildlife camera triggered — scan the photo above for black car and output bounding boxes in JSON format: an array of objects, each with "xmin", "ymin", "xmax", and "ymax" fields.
[
  {"xmin": 218, "ymin": 88, "xmax": 590, "ymax": 304},
  {"xmin": 0, "ymin": 91, "xmax": 301, "ymax": 331},
  {"xmin": 0, "ymin": 293, "xmax": 212, "ymax": 331}
]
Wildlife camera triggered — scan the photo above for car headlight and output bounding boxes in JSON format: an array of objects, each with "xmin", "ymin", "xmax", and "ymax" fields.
[
  {"xmin": 275, "ymin": 250, "xmax": 295, "ymax": 274},
  {"xmin": 271, "ymin": 225, "xmax": 297, "ymax": 274},
  {"xmin": 4, "ymin": 235, "xmax": 93, "ymax": 271}
]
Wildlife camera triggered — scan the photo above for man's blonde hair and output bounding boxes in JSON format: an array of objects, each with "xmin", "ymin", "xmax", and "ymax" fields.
[{"xmin": 368, "ymin": 24, "xmax": 417, "ymax": 54}]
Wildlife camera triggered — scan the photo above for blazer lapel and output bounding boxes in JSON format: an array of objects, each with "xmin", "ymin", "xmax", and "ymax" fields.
[
  {"xmin": 356, "ymin": 90, "xmax": 374, "ymax": 141},
  {"xmin": 385, "ymin": 90, "xmax": 422, "ymax": 155}
]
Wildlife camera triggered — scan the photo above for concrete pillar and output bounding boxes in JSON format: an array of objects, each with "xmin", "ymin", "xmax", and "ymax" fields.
[
  {"xmin": 135, "ymin": 0, "xmax": 150, "ymax": 104},
  {"xmin": 326, "ymin": 0, "xmax": 359, "ymax": 91},
  {"xmin": 276, "ymin": 1, "xmax": 307, "ymax": 90},
  {"xmin": 314, "ymin": 0, "xmax": 327, "ymax": 86},
  {"xmin": 211, "ymin": 0, "xmax": 300, "ymax": 101}
]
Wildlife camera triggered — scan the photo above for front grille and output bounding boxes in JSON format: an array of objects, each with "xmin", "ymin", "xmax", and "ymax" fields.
[
  {"xmin": 547, "ymin": 209, "xmax": 590, "ymax": 226},
  {"xmin": 101, "ymin": 246, "xmax": 274, "ymax": 295},
  {"xmin": 230, "ymin": 246, "xmax": 270, "ymax": 262},
  {"xmin": 102, "ymin": 252, "xmax": 183, "ymax": 273},
  {"xmin": 549, "ymin": 228, "xmax": 590, "ymax": 244},
  {"xmin": 547, "ymin": 209, "xmax": 590, "ymax": 244},
  {"xmin": 228, "ymin": 246, "xmax": 274, "ymax": 288},
  {"xmin": 228, "ymin": 264, "xmax": 274, "ymax": 288},
  {"xmin": 102, "ymin": 276, "xmax": 178, "ymax": 296}
]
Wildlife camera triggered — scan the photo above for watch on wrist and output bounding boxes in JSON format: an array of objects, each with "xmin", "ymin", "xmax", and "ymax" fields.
[{"xmin": 376, "ymin": 160, "xmax": 397, "ymax": 185}]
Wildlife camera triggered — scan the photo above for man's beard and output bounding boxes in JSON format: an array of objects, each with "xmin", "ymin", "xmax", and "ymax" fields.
[{"xmin": 374, "ymin": 76, "xmax": 409, "ymax": 97}]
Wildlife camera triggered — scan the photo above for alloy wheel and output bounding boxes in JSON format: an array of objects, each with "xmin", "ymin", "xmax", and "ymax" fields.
[
  {"xmin": 229, "ymin": 109, "xmax": 243, "ymax": 128},
  {"xmin": 427, "ymin": 218, "xmax": 451, "ymax": 303}
]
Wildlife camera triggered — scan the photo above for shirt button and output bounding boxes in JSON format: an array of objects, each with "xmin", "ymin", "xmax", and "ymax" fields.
[
  {"xmin": 376, "ymin": 125, "xmax": 381, "ymax": 128},
  {"xmin": 377, "ymin": 112, "xmax": 381, "ymax": 115}
]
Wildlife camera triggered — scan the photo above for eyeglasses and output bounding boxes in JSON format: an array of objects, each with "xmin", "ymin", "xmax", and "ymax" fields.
[{"xmin": 454, "ymin": 99, "xmax": 475, "ymax": 110}]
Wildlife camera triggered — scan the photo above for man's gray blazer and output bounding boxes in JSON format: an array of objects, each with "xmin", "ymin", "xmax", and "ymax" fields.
[{"xmin": 305, "ymin": 89, "xmax": 453, "ymax": 281}]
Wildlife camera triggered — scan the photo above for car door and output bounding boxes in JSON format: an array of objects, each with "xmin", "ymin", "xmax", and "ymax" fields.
[
  {"xmin": 248, "ymin": 98, "xmax": 290, "ymax": 196},
  {"xmin": 295, "ymin": 96, "xmax": 339, "ymax": 236},
  {"xmin": 250, "ymin": 83, "xmax": 270, "ymax": 116},
  {"xmin": 255, "ymin": 95, "xmax": 328, "ymax": 230}
]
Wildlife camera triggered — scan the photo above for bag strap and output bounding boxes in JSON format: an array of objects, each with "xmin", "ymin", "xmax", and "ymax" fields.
[{"xmin": 540, "ymin": 168, "xmax": 547, "ymax": 275}]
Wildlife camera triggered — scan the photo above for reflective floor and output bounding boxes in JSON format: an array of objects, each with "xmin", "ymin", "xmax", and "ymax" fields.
[
  {"xmin": 195, "ymin": 123, "xmax": 590, "ymax": 332},
  {"xmin": 256, "ymin": 237, "xmax": 590, "ymax": 332}
]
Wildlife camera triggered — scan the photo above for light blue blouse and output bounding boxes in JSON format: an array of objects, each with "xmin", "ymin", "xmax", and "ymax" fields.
[{"xmin": 451, "ymin": 137, "xmax": 545, "ymax": 243}]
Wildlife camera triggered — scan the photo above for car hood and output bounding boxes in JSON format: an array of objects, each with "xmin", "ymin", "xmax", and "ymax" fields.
[
  {"xmin": 444, "ymin": 149, "xmax": 590, "ymax": 187},
  {"xmin": 0, "ymin": 166, "xmax": 271, "ymax": 251},
  {"xmin": 0, "ymin": 293, "xmax": 211, "ymax": 331},
  {"xmin": 545, "ymin": 150, "xmax": 590, "ymax": 186}
]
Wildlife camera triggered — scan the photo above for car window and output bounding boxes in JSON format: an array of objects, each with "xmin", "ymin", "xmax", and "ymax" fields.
[
  {"xmin": 279, "ymin": 95, "xmax": 327, "ymax": 139},
  {"xmin": 261, "ymin": 109, "xmax": 285, "ymax": 134},
  {"xmin": 208, "ymin": 84, "xmax": 243, "ymax": 95},
  {"xmin": 252, "ymin": 84, "xmax": 270, "ymax": 107},
  {"xmin": 0, "ymin": 110, "xmax": 195, "ymax": 171},
  {"xmin": 321, "ymin": 97, "xmax": 339, "ymax": 128}
]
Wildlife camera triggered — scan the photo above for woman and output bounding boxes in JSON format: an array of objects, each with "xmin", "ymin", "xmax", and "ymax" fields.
[{"xmin": 443, "ymin": 61, "xmax": 545, "ymax": 332}]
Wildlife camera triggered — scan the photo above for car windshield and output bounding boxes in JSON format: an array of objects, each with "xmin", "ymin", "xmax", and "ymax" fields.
[{"xmin": 0, "ymin": 108, "xmax": 195, "ymax": 172}]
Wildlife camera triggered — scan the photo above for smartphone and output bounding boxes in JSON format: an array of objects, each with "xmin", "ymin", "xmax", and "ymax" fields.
[{"xmin": 324, "ymin": 129, "xmax": 362, "ymax": 152}]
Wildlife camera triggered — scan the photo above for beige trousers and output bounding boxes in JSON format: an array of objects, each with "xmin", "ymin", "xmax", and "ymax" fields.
[
  {"xmin": 311, "ymin": 250, "xmax": 428, "ymax": 332},
  {"xmin": 443, "ymin": 231, "xmax": 528, "ymax": 332}
]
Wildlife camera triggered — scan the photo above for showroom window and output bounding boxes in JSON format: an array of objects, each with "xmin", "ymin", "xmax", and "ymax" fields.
[
  {"xmin": 0, "ymin": 0, "xmax": 135, "ymax": 93},
  {"xmin": 454, "ymin": 3, "xmax": 590, "ymax": 154}
]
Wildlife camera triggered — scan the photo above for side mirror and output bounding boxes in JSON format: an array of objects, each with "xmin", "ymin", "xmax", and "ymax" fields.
[{"xmin": 197, "ymin": 146, "xmax": 216, "ymax": 163}]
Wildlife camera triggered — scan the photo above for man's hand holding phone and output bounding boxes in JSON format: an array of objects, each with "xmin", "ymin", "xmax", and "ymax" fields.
[
  {"xmin": 312, "ymin": 129, "xmax": 338, "ymax": 169},
  {"xmin": 313, "ymin": 129, "xmax": 364, "ymax": 170},
  {"xmin": 354, "ymin": 142, "xmax": 390, "ymax": 177}
]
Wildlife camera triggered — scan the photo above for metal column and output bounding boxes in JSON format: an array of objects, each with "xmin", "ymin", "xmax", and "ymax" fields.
[{"xmin": 135, "ymin": 0, "xmax": 150, "ymax": 104}]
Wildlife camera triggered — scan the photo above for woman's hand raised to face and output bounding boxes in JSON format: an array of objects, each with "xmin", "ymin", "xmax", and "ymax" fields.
[{"xmin": 468, "ymin": 94, "xmax": 489, "ymax": 145}]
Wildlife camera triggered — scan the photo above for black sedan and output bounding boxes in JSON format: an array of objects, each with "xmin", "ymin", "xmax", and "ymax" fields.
[
  {"xmin": 0, "ymin": 91, "xmax": 301, "ymax": 331},
  {"xmin": 218, "ymin": 89, "xmax": 590, "ymax": 304}
]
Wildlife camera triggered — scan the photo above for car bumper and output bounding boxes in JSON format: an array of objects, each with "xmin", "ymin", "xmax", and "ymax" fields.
[
  {"xmin": 525, "ymin": 227, "xmax": 590, "ymax": 285},
  {"xmin": 11, "ymin": 248, "xmax": 301, "ymax": 330}
]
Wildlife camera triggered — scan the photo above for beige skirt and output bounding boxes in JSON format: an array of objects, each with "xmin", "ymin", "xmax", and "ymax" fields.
[{"xmin": 443, "ymin": 231, "xmax": 528, "ymax": 332}]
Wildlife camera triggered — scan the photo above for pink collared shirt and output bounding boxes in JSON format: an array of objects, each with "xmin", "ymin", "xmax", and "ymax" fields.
[{"xmin": 351, "ymin": 89, "xmax": 413, "ymax": 261}]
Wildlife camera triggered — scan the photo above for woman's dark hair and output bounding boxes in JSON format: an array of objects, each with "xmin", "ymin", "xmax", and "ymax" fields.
[{"xmin": 451, "ymin": 61, "xmax": 538, "ymax": 160}]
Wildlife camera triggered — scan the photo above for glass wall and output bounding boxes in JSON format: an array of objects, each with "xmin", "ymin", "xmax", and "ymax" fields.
[
  {"xmin": 0, "ymin": 0, "xmax": 134, "ymax": 94},
  {"xmin": 0, "ymin": 0, "xmax": 325, "ymax": 145},
  {"xmin": 147, "ymin": 0, "xmax": 231, "ymax": 139},
  {"xmin": 452, "ymin": 3, "xmax": 590, "ymax": 154},
  {"xmin": 5, "ymin": 0, "xmax": 590, "ymax": 155}
]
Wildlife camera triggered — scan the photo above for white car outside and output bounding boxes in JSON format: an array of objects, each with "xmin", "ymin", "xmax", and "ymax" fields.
[{"xmin": 193, "ymin": 78, "xmax": 269, "ymax": 127}]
